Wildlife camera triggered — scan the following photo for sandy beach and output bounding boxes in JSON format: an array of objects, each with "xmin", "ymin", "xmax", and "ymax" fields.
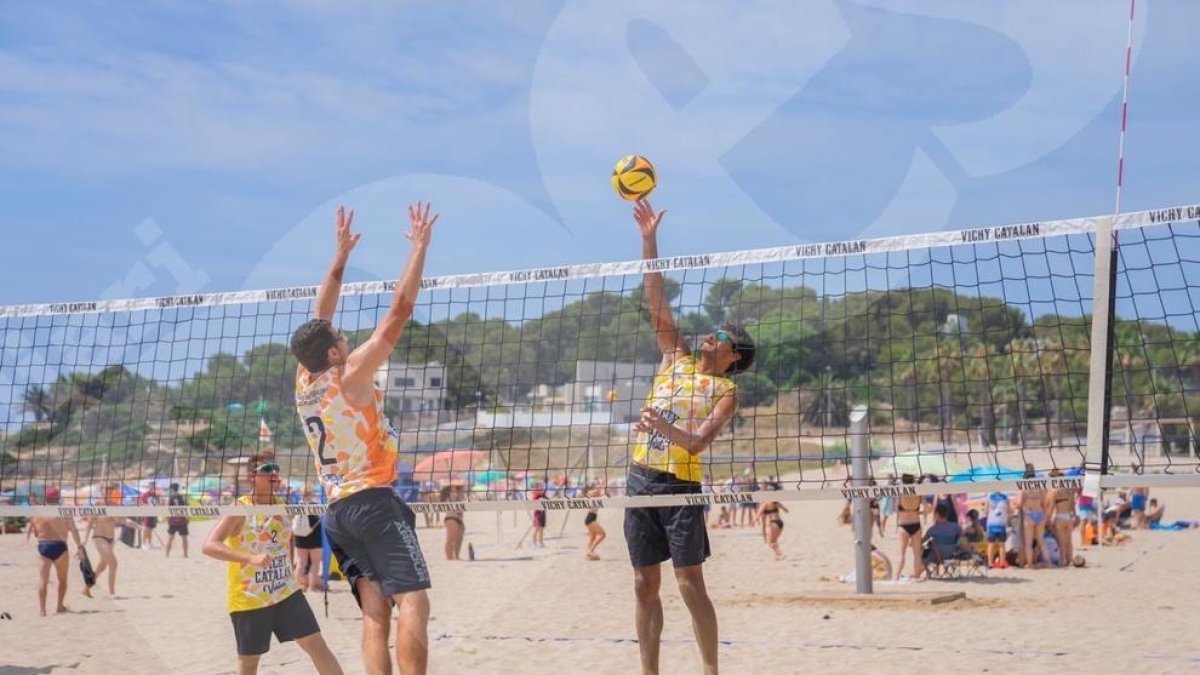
[{"xmin": 2, "ymin": 487, "xmax": 1199, "ymax": 674}]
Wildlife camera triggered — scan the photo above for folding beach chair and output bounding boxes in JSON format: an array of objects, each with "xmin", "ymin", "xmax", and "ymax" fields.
[{"xmin": 923, "ymin": 541, "xmax": 988, "ymax": 580}]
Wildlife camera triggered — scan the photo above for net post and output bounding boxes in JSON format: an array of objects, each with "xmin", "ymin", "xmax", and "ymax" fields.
[
  {"xmin": 849, "ymin": 404, "xmax": 872, "ymax": 594},
  {"xmin": 1084, "ymin": 215, "xmax": 1118, "ymax": 506}
]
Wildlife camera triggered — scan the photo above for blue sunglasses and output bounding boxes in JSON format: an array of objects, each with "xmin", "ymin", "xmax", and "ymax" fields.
[{"xmin": 714, "ymin": 329, "xmax": 732, "ymax": 343}]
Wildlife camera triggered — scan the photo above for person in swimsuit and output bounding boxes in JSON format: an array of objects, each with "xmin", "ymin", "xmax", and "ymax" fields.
[
  {"xmin": 584, "ymin": 484, "xmax": 607, "ymax": 561},
  {"xmin": 755, "ymin": 492, "xmax": 788, "ymax": 561},
  {"xmin": 81, "ymin": 492, "xmax": 133, "ymax": 598},
  {"xmin": 27, "ymin": 488, "xmax": 84, "ymax": 616},
  {"xmin": 442, "ymin": 484, "xmax": 466, "ymax": 561},
  {"xmin": 165, "ymin": 482, "xmax": 191, "ymax": 558},
  {"xmin": 1048, "ymin": 469, "xmax": 1077, "ymax": 568},
  {"xmin": 893, "ymin": 474, "xmax": 927, "ymax": 580},
  {"xmin": 531, "ymin": 487, "xmax": 547, "ymax": 548},
  {"xmin": 1020, "ymin": 464, "xmax": 1051, "ymax": 567}
]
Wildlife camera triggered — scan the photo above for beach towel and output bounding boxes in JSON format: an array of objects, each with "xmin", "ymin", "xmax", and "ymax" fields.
[{"xmin": 1149, "ymin": 520, "xmax": 1198, "ymax": 531}]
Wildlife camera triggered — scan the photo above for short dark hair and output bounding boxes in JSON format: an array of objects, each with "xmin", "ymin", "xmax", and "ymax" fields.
[
  {"xmin": 934, "ymin": 503, "xmax": 949, "ymax": 519},
  {"xmin": 720, "ymin": 323, "xmax": 756, "ymax": 375},
  {"xmin": 291, "ymin": 319, "xmax": 338, "ymax": 372}
]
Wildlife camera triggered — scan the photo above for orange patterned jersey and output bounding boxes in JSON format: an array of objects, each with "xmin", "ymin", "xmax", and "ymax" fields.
[
  {"xmin": 224, "ymin": 497, "xmax": 299, "ymax": 612},
  {"xmin": 295, "ymin": 366, "xmax": 399, "ymax": 502},
  {"xmin": 631, "ymin": 354, "xmax": 737, "ymax": 482}
]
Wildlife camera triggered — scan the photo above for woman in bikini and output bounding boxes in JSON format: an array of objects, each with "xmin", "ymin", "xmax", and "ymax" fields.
[
  {"xmin": 1020, "ymin": 464, "xmax": 1052, "ymax": 567},
  {"xmin": 583, "ymin": 484, "xmax": 607, "ymax": 560},
  {"xmin": 81, "ymin": 493, "xmax": 128, "ymax": 597},
  {"xmin": 894, "ymin": 473, "xmax": 927, "ymax": 579},
  {"xmin": 442, "ymin": 484, "xmax": 466, "ymax": 561},
  {"xmin": 1048, "ymin": 469, "xmax": 1076, "ymax": 568},
  {"xmin": 756, "ymin": 494, "xmax": 789, "ymax": 561}
]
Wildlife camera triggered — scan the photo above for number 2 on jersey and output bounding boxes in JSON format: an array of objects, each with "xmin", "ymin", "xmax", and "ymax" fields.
[{"xmin": 304, "ymin": 416, "xmax": 336, "ymax": 466}]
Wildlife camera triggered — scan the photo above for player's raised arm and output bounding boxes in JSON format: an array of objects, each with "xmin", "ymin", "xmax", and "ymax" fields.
[
  {"xmin": 635, "ymin": 200, "xmax": 689, "ymax": 357},
  {"xmin": 341, "ymin": 202, "xmax": 437, "ymax": 399},
  {"xmin": 314, "ymin": 205, "xmax": 362, "ymax": 321}
]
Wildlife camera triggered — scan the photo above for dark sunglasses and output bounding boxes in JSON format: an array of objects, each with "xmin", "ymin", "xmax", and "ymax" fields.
[{"xmin": 255, "ymin": 463, "xmax": 281, "ymax": 475}]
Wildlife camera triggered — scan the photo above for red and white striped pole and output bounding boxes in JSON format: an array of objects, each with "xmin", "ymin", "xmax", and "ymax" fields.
[
  {"xmin": 1086, "ymin": 0, "xmax": 1138, "ymax": 517},
  {"xmin": 1114, "ymin": 0, "xmax": 1136, "ymax": 215}
]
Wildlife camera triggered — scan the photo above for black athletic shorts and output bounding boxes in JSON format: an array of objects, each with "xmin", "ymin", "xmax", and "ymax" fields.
[
  {"xmin": 323, "ymin": 488, "xmax": 431, "ymax": 598},
  {"xmin": 294, "ymin": 519, "xmax": 323, "ymax": 550},
  {"xmin": 167, "ymin": 521, "xmax": 189, "ymax": 536},
  {"xmin": 624, "ymin": 465, "xmax": 710, "ymax": 568},
  {"xmin": 229, "ymin": 590, "xmax": 319, "ymax": 656}
]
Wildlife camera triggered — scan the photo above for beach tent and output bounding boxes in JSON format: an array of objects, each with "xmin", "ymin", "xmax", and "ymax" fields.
[
  {"xmin": 947, "ymin": 466, "xmax": 1026, "ymax": 483},
  {"xmin": 876, "ymin": 452, "xmax": 962, "ymax": 479}
]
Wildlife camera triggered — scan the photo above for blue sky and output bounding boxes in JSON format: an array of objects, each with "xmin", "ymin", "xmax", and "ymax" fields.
[{"xmin": 2, "ymin": 0, "xmax": 1199, "ymax": 307}]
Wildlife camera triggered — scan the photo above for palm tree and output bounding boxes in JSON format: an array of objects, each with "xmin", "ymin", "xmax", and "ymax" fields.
[
  {"xmin": 21, "ymin": 384, "xmax": 53, "ymax": 423},
  {"xmin": 1007, "ymin": 338, "xmax": 1041, "ymax": 447},
  {"xmin": 964, "ymin": 345, "xmax": 997, "ymax": 449},
  {"xmin": 1114, "ymin": 323, "xmax": 1147, "ymax": 460},
  {"xmin": 934, "ymin": 339, "xmax": 963, "ymax": 445},
  {"xmin": 886, "ymin": 344, "xmax": 920, "ymax": 441}
]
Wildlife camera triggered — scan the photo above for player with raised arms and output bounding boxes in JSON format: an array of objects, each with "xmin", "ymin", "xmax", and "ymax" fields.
[
  {"xmin": 625, "ymin": 199, "xmax": 755, "ymax": 675},
  {"xmin": 290, "ymin": 203, "xmax": 437, "ymax": 675}
]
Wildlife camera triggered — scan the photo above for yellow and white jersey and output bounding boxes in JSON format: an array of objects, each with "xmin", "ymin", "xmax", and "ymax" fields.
[
  {"xmin": 224, "ymin": 497, "xmax": 299, "ymax": 613},
  {"xmin": 295, "ymin": 365, "xmax": 399, "ymax": 502},
  {"xmin": 631, "ymin": 354, "xmax": 737, "ymax": 483}
]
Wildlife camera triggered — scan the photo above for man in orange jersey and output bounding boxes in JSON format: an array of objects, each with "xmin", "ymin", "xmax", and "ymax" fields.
[{"xmin": 291, "ymin": 203, "xmax": 436, "ymax": 675}]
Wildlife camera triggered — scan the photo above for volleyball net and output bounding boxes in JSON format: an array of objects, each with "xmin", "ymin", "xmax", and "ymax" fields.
[{"xmin": 3, "ymin": 204, "xmax": 1200, "ymax": 517}]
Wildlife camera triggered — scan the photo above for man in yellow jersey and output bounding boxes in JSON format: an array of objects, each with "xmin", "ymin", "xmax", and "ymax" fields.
[
  {"xmin": 290, "ymin": 203, "xmax": 436, "ymax": 675},
  {"xmin": 202, "ymin": 462, "xmax": 343, "ymax": 675},
  {"xmin": 625, "ymin": 200, "xmax": 755, "ymax": 675}
]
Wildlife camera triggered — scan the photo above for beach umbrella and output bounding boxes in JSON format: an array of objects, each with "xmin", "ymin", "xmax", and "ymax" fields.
[
  {"xmin": 876, "ymin": 453, "xmax": 962, "ymax": 479},
  {"xmin": 186, "ymin": 476, "xmax": 225, "ymax": 496},
  {"xmin": 412, "ymin": 449, "xmax": 489, "ymax": 481},
  {"xmin": 948, "ymin": 466, "xmax": 1026, "ymax": 483}
]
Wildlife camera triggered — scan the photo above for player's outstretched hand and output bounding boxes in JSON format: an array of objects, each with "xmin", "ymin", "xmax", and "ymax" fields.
[
  {"xmin": 633, "ymin": 199, "xmax": 666, "ymax": 239},
  {"xmin": 406, "ymin": 201, "xmax": 438, "ymax": 248},
  {"xmin": 334, "ymin": 205, "xmax": 362, "ymax": 259}
]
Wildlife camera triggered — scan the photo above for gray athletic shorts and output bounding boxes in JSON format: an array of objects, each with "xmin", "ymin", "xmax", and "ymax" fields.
[
  {"xmin": 229, "ymin": 590, "xmax": 319, "ymax": 656},
  {"xmin": 323, "ymin": 488, "xmax": 431, "ymax": 597},
  {"xmin": 624, "ymin": 465, "xmax": 710, "ymax": 568}
]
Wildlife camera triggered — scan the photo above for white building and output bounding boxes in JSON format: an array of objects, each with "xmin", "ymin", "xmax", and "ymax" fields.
[
  {"xmin": 570, "ymin": 360, "xmax": 658, "ymax": 423},
  {"xmin": 374, "ymin": 361, "xmax": 449, "ymax": 414}
]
